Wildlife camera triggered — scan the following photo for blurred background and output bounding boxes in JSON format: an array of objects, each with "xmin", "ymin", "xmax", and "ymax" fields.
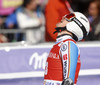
[{"xmin": 0, "ymin": 0, "xmax": 100, "ymax": 85}]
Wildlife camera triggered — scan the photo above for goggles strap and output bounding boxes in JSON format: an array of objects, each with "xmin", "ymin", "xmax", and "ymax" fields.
[
  {"xmin": 72, "ymin": 17, "xmax": 87, "ymax": 38},
  {"xmin": 53, "ymin": 27, "xmax": 66, "ymax": 34}
]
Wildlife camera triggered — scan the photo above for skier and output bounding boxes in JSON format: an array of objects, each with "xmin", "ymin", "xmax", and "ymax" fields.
[{"xmin": 44, "ymin": 12, "xmax": 90, "ymax": 85}]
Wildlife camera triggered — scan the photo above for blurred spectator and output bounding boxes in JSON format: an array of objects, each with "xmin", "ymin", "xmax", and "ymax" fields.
[
  {"xmin": 85, "ymin": 0, "xmax": 100, "ymax": 40},
  {"xmin": 0, "ymin": 34, "xmax": 8, "ymax": 43},
  {"xmin": 40, "ymin": 0, "xmax": 49, "ymax": 12},
  {"xmin": 45, "ymin": 0, "xmax": 73, "ymax": 41},
  {"xmin": 70, "ymin": 0, "xmax": 92, "ymax": 13},
  {"xmin": 69, "ymin": 0, "xmax": 87, "ymax": 13},
  {"xmin": 5, "ymin": 0, "xmax": 45, "ymax": 43},
  {"xmin": 17, "ymin": 0, "xmax": 45, "ymax": 43},
  {"xmin": 5, "ymin": 7, "xmax": 23, "ymax": 42},
  {"xmin": 0, "ymin": 17, "xmax": 3, "ymax": 27},
  {"xmin": 0, "ymin": 16, "xmax": 8, "ymax": 43}
]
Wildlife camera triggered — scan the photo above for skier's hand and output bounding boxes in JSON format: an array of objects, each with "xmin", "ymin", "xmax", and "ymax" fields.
[{"xmin": 61, "ymin": 78, "xmax": 74, "ymax": 85}]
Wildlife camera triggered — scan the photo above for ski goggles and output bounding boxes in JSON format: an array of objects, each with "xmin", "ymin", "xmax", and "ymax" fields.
[{"xmin": 64, "ymin": 13, "xmax": 76, "ymax": 22}]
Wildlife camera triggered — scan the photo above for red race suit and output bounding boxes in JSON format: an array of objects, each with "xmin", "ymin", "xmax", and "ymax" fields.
[{"xmin": 44, "ymin": 35, "xmax": 81, "ymax": 85}]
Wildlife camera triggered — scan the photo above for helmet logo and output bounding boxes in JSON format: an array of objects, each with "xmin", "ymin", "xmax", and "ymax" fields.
[
  {"xmin": 72, "ymin": 18, "xmax": 83, "ymax": 27},
  {"xmin": 80, "ymin": 17, "xmax": 88, "ymax": 22}
]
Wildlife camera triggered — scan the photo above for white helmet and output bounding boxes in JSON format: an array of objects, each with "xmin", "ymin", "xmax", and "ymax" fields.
[{"xmin": 66, "ymin": 12, "xmax": 90, "ymax": 41}]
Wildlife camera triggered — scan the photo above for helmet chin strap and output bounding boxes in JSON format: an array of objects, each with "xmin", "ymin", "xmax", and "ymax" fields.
[
  {"xmin": 53, "ymin": 26, "xmax": 66, "ymax": 34},
  {"xmin": 53, "ymin": 26, "xmax": 78, "ymax": 41}
]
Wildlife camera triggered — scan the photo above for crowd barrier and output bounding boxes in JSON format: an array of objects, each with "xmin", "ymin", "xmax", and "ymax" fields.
[
  {"xmin": 0, "ymin": 26, "xmax": 45, "ymax": 43},
  {"xmin": 0, "ymin": 42, "xmax": 100, "ymax": 85}
]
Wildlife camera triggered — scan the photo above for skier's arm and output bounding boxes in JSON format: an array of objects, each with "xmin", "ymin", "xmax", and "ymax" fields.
[{"xmin": 60, "ymin": 41, "xmax": 79, "ymax": 84}]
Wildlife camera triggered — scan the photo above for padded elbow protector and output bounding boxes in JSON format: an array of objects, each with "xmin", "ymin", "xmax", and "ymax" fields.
[{"xmin": 61, "ymin": 78, "xmax": 74, "ymax": 85}]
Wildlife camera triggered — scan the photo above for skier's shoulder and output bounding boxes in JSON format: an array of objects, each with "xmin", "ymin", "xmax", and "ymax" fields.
[{"xmin": 60, "ymin": 39, "xmax": 78, "ymax": 51}]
